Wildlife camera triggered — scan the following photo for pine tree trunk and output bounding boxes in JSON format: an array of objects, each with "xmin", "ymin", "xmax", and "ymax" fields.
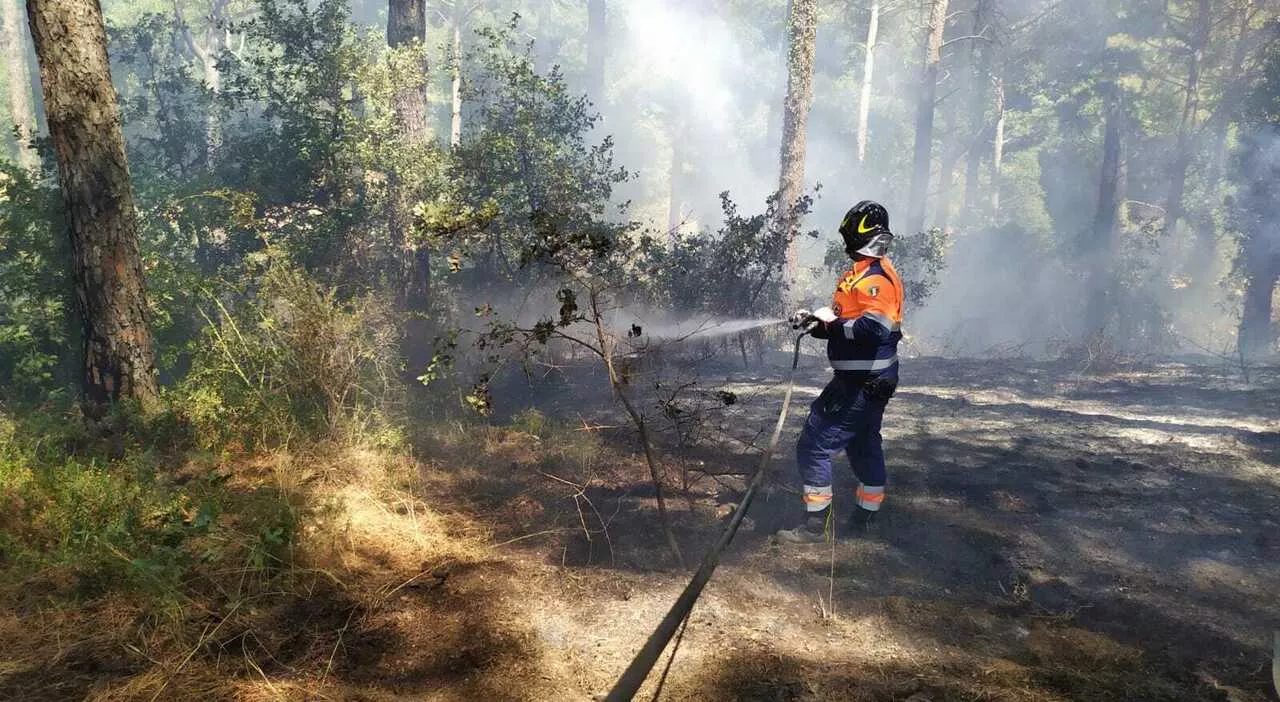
[
  {"xmin": 587, "ymin": 0, "xmax": 606, "ymax": 103},
  {"xmin": 962, "ymin": 0, "xmax": 989, "ymax": 220},
  {"xmin": 856, "ymin": 0, "xmax": 879, "ymax": 164},
  {"xmin": 667, "ymin": 124, "xmax": 684, "ymax": 240},
  {"xmin": 1167, "ymin": 0, "xmax": 1210, "ymax": 263},
  {"xmin": 1208, "ymin": 2, "xmax": 1254, "ymax": 195},
  {"xmin": 776, "ymin": 0, "xmax": 817, "ymax": 290},
  {"xmin": 450, "ymin": 1, "xmax": 464, "ymax": 148},
  {"xmin": 387, "ymin": 0, "xmax": 428, "ymax": 140},
  {"xmin": 1239, "ymin": 252, "xmax": 1278, "ymax": 358},
  {"xmin": 1084, "ymin": 83, "xmax": 1126, "ymax": 337},
  {"xmin": 991, "ymin": 74, "xmax": 1005, "ymax": 217},
  {"xmin": 26, "ymin": 0, "xmax": 161, "ymax": 417},
  {"xmin": 934, "ymin": 146, "xmax": 959, "ymax": 233},
  {"xmin": 906, "ymin": 0, "xmax": 949, "ymax": 235},
  {"xmin": 2, "ymin": 0, "xmax": 37, "ymax": 169}
]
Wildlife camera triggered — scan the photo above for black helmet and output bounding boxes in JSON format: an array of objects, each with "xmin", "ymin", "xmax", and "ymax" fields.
[{"xmin": 838, "ymin": 200, "xmax": 893, "ymax": 258}]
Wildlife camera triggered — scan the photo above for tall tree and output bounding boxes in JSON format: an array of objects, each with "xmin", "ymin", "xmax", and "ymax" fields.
[
  {"xmin": 1163, "ymin": 0, "xmax": 1212, "ymax": 249},
  {"xmin": 1234, "ymin": 30, "xmax": 1280, "ymax": 357},
  {"xmin": 387, "ymin": 0, "xmax": 428, "ymax": 140},
  {"xmin": 855, "ymin": 0, "xmax": 880, "ymax": 164},
  {"xmin": 962, "ymin": 0, "xmax": 992, "ymax": 219},
  {"xmin": 990, "ymin": 73, "xmax": 1005, "ymax": 216},
  {"xmin": 449, "ymin": 0, "xmax": 473, "ymax": 147},
  {"xmin": 26, "ymin": 0, "xmax": 161, "ymax": 415},
  {"xmin": 776, "ymin": 0, "xmax": 817, "ymax": 285},
  {"xmin": 906, "ymin": 0, "xmax": 950, "ymax": 235},
  {"xmin": 1084, "ymin": 82, "xmax": 1128, "ymax": 337},
  {"xmin": 174, "ymin": 0, "xmax": 235, "ymax": 169},
  {"xmin": 1, "ymin": 0, "xmax": 37, "ymax": 169},
  {"xmin": 587, "ymin": 0, "xmax": 606, "ymax": 103}
]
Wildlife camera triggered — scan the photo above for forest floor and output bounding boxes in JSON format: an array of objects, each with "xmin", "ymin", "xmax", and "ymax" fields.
[{"xmin": 3, "ymin": 348, "xmax": 1278, "ymax": 701}]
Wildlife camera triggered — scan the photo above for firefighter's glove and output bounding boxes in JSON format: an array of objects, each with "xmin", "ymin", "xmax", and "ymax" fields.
[
  {"xmin": 789, "ymin": 309, "xmax": 816, "ymax": 331},
  {"xmin": 805, "ymin": 307, "xmax": 838, "ymax": 339}
]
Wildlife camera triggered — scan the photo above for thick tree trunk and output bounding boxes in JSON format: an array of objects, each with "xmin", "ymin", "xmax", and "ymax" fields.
[
  {"xmin": 856, "ymin": 0, "xmax": 879, "ymax": 164},
  {"xmin": 991, "ymin": 74, "xmax": 1005, "ymax": 217},
  {"xmin": 2, "ymin": 0, "xmax": 37, "ymax": 169},
  {"xmin": 1084, "ymin": 83, "xmax": 1126, "ymax": 337},
  {"xmin": 906, "ymin": 0, "xmax": 949, "ymax": 235},
  {"xmin": 26, "ymin": 0, "xmax": 161, "ymax": 416},
  {"xmin": 1239, "ymin": 253, "xmax": 1279, "ymax": 357},
  {"xmin": 776, "ymin": 0, "xmax": 817, "ymax": 289},
  {"xmin": 387, "ymin": 0, "xmax": 428, "ymax": 140},
  {"xmin": 587, "ymin": 0, "xmax": 606, "ymax": 103}
]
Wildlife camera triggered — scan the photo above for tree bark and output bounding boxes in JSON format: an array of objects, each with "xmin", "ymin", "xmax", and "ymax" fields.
[
  {"xmin": 387, "ymin": 0, "xmax": 428, "ymax": 141},
  {"xmin": 175, "ymin": 0, "xmax": 229, "ymax": 170},
  {"xmin": 856, "ymin": 0, "xmax": 879, "ymax": 164},
  {"xmin": 1238, "ymin": 252, "xmax": 1278, "ymax": 357},
  {"xmin": 1207, "ymin": 3, "xmax": 1254, "ymax": 196},
  {"xmin": 450, "ymin": 0, "xmax": 464, "ymax": 147},
  {"xmin": 587, "ymin": 0, "xmax": 606, "ymax": 103},
  {"xmin": 667, "ymin": 123, "xmax": 684, "ymax": 240},
  {"xmin": 962, "ymin": 0, "xmax": 990, "ymax": 220},
  {"xmin": 991, "ymin": 74, "xmax": 1005, "ymax": 217},
  {"xmin": 906, "ymin": 0, "xmax": 949, "ymax": 235},
  {"xmin": 2, "ymin": 0, "xmax": 37, "ymax": 169},
  {"xmin": 934, "ymin": 146, "xmax": 959, "ymax": 233},
  {"xmin": 1166, "ymin": 0, "xmax": 1210, "ymax": 253},
  {"xmin": 1084, "ymin": 83, "xmax": 1126, "ymax": 337},
  {"xmin": 776, "ymin": 0, "xmax": 817, "ymax": 289},
  {"xmin": 26, "ymin": 0, "xmax": 161, "ymax": 416}
]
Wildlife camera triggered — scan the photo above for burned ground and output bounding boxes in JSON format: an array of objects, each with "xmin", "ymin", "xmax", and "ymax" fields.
[{"xmin": 462, "ymin": 350, "xmax": 1280, "ymax": 701}]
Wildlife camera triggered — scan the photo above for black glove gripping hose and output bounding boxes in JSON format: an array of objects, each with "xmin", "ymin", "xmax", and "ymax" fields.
[{"xmin": 603, "ymin": 333, "xmax": 809, "ymax": 702}]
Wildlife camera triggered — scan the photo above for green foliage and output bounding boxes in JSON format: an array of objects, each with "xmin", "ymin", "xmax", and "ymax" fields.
[
  {"xmin": 0, "ymin": 163, "xmax": 74, "ymax": 403},
  {"xmin": 179, "ymin": 247, "xmax": 404, "ymax": 450},
  {"xmin": 420, "ymin": 18, "xmax": 630, "ymax": 285},
  {"xmin": 0, "ymin": 408, "xmax": 294, "ymax": 600},
  {"xmin": 638, "ymin": 191, "xmax": 817, "ymax": 318}
]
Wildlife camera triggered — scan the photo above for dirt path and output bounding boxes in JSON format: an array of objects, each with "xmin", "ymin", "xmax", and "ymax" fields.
[{"xmin": 471, "ymin": 354, "xmax": 1280, "ymax": 701}]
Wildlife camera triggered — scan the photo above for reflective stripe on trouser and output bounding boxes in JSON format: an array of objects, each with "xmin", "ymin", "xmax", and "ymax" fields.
[
  {"xmin": 803, "ymin": 485, "xmax": 833, "ymax": 513},
  {"xmin": 796, "ymin": 374, "xmax": 889, "ymax": 506},
  {"xmin": 855, "ymin": 484, "xmax": 885, "ymax": 512}
]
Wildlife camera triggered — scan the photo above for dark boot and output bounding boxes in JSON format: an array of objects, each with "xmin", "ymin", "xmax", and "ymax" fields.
[
  {"xmin": 776, "ymin": 509, "xmax": 832, "ymax": 544},
  {"xmin": 847, "ymin": 505, "xmax": 879, "ymax": 535}
]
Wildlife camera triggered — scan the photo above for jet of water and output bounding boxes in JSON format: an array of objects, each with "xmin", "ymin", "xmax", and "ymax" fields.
[{"xmin": 628, "ymin": 317, "xmax": 787, "ymax": 341}]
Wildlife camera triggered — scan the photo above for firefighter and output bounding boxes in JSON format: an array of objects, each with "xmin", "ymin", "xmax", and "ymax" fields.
[{"xmin": 777, "ymin": 200, "xmax": 903, "ymax": 544}]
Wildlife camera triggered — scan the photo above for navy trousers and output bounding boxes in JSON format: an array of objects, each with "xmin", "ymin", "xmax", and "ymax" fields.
[{"xmin": 795, "ymin": 374, "xmax": 890, "ymax": 505}]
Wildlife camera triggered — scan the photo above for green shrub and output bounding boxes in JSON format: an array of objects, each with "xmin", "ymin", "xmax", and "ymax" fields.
[
  {"xmin": 0, "ymin": 407, "xmax": 299, "ymax": 602},
  {"xmin": 179, "ymin": 247, "xmax": 405, "ymax": 451}
]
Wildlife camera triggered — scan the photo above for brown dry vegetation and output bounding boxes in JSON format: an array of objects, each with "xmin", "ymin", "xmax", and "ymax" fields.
[{"xmin": 1, "ymin": 355, "xmax": 1278, "ymax": 701}]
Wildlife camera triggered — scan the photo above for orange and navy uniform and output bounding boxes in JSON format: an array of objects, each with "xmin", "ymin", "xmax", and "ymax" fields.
[
  {"xmin": 814, "ymin": 256, "xmax": 904, "ymax": 381},
  {"xmin": 796, "ymin": 256, "xmax": 904, "ymax": 516}
]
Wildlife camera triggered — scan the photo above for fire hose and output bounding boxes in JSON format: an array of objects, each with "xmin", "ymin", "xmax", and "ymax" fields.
[{"xmin": 603, "ymin": 330, "xmax": 809, "ymax": 702}]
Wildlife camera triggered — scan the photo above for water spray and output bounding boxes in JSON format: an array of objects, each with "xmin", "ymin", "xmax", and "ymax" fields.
[{"xmin": 622, "ymin": 316, "xmax": 789, "ymax": 342}]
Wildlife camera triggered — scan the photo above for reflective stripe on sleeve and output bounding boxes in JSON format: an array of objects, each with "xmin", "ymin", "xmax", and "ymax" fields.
[
  {"xmin": 830, "ymin": 356, "xmax": 898, "ymax": 372},
  {"xmin": 861, "ymin": 312, "xmax": 901, "ymax": 332}
]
